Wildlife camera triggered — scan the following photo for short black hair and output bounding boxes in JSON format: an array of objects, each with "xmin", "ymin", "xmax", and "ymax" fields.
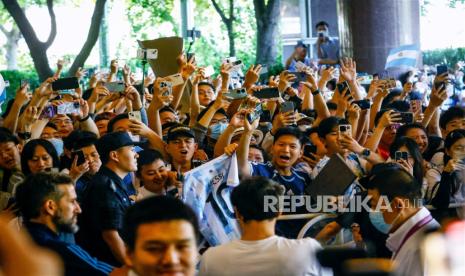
[
  {"xmin": 198, "ymin": 81, "xmax": 216, "ymax": 92},
  {"xmin": 364, "ymin": 163, "xmax": 421, "ymax": 202},
  {"xmin": 273, "ymin": 126, "xmax": 303, "ymax": 146},
  {"xmin": 15, "ymin": 172, "xmax": 73, "ymax": 220},
  {"xmin": 249, "ymin": 144, "xmax": 270, "ymax": 162},
  {"xmin": 94, "ymin": 111, "xmax": 116, "ymax": 123},
  {"xmin": 122, "ymin": 196, "xmax": 199, "ymax": 250},
  {"xmin": 318, "ymin": 116, "xmax": 348, "ymax": 138},
  {"xmin": 396, "ymin": 123, "xmax": 427, "ymax": 141},
  {"xmin": 21, "ymin": 139, "xmax": 60, "ymax": 176},
  {"xmin": 439, "ymin": 106, "xmax": 465, "ymax": 130},
  {"xmin": 159, "ymin": 106, "xmax": 177, "ymax": 115},
  {"xmin": 45, "ymin": 122, "xmax": 58, "ymax": 130},
  {"xmin": 136, "ymin": 149, "xmax": 165, "ymax": 176},
  {"xmin": 107, "ymin": 113, "xmax": 129, "ymax": 133},
  {"xmin": 0, "ymin": 127, "xmax": 19, "ymax": 145},
  {"xmin": 315, "ymin": 21, "xmax": 329, "ymax": 29},
  {"xmin": 381, "ymin": 89, "xmax": 402, "ymax": 108},
  {"xmin": 231, "ymin": 177, "xmax": 283, "ymax": 222},
  {"xmin": 72, "ymin": 131, "xmax": 99, "ymax": 151}
]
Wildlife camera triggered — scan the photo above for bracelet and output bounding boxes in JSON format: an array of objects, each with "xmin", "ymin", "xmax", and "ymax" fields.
[
  {"xmin": 311, "ymin": 89, "xmax": 320, "ymax": 96},
  {"xmin": 79, "ymin": 115, "xmax": 90, "ymax": 122}
]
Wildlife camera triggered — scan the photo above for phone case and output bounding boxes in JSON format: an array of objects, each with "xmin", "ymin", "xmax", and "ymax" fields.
[{"xmin": 129, "ymin": 111, "xmax": 142, "ymax": 121}]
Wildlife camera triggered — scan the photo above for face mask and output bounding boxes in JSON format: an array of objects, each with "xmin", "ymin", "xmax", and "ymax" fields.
[
  {"xmin": 369, "ymin": 211, "xmax": 391, "ymax": 234},
  {"xmin": 47, "ymin": 138, "xmax": 63, "ymax": 156},
  {"xmin": 318, "ymin": 31, "xmax": 328, "ymax": 38},
  {"xmin": 208, "ymin": 123, "xmax": 228, "ymax": 140}
]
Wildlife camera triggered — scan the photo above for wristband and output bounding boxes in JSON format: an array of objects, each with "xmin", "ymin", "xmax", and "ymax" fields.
[
  {"xmin": 79, "ymin": 115, "xmax": 90, "ymax": 122},
  {"xmin": 311, "ymin": 89, "xmax": 320, "ymax": 96}
]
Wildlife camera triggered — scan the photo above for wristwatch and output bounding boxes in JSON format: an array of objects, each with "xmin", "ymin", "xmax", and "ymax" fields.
[
  {"xmin": 311, "ymin": 89, "xmax": 320, "ymax": 96},
  {"xmin": 361, "ymin": 148, "xmax": 371, "ymax": 158}
]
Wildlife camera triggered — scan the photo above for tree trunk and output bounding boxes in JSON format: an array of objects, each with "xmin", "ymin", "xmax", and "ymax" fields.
[
  {"xmin": 1, "ymin": 0, "xmax": 56, "ymax": 80},
  {"xmin": 68, "ymin": 0, "xmax": 107, "ymax": 76},
  {"xmin": 99, "ymin": 0, "xmax": 110, "ymax": 68},
  {"xmin": 226, "ymin": 22, "xmax": 235, "ymax": 57},
  {"xmin": 0, "ymin": 25, "xmax": 21, "ymax": 70},
  {"xmin": 211, "ymin": 0, "xmax": 236, "ymax": 57},
  {"xmin": 254, "ymin": 0, "xmax": 281, "ymax": 66}
]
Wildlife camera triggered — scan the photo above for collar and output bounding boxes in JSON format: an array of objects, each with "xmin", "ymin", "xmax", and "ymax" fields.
[
  {"xmin": 101, "ymin": 166, "xmax": 126, "ymax": 183},
  {"xmin": 385, "ymin": 207, "xmax": 432, "ymax": 253},
  {"xmin": 25, "ymin": 222, "xmax": 60, "ymax": 242}
]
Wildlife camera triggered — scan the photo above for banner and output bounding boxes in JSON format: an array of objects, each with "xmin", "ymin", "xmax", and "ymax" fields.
[
  {"xmin": 385, "ymin": 44, "xmax": 420, "ymax": 69},
  {"xmin": 182, "ymin": 154, "xmax": 240, "ymax": 246}
]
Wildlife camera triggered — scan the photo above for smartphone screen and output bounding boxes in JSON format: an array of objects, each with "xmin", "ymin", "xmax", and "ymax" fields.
[
  {"xmin": 52, "ymin": 77, "xmax": 79, "ymax": 91},
  {"xmin": 253, "ymin": 87, "xmax": 280, "ymax": 99}
]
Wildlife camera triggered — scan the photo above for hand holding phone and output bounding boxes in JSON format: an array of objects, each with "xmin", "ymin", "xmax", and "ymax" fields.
[
  {"xmin": 72, "ymin": 150, "xmax": 86, "ymax": 166},
  {"xmin": 339, "ymin": 124, "xmax": 352, "ymax": 138},
  {"xmin": 303, "ymin": 144, "xmax": 318, "ymax": 160},
  {"xmin": 395, "ymin": 151, "xmax": 409, "ymax": 162},
  {"xmin": 128, "ymin": 110, "xmax": 142, "ymax": 121}
]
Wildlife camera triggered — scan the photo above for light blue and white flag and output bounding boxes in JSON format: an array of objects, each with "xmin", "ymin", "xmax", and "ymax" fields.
[
  {"xmin": 182, "ymin": 154, "xmax": 240, "ymax": 246},
  {"xmin": 0, "ymin": 74, "xmax": 7, "ymax": 113},
  {"xmin": 385, "ymin": 44, "xmax": 420, "ymax": 69}
]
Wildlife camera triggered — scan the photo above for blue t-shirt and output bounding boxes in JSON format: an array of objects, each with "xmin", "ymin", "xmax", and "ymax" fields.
[{"xmin": 249, "ymin": 162, "xmax": 311, "ymax": 195}]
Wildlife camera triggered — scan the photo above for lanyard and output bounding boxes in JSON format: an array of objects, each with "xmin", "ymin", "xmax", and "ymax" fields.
[{"xmin": 393, "ymin": 215, "xmax": 433, "ymax": 259}]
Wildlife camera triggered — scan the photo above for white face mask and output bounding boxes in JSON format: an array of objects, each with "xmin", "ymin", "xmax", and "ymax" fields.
[{"xmin": 318, "ymin": 30, "xmax": 328, "ymax": 38}]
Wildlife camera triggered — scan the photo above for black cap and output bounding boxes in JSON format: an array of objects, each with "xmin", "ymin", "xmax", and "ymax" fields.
[
  {"xmin": 167, "ymin": 124, "xmax": 195, "ymax": 142},
  {"xmin": 97, "ymin": 131, "xmax": 135, "ymax": 157},
  {"xmin": 295, "ymin": 40, "xmax": 307, "ymax": 49}
]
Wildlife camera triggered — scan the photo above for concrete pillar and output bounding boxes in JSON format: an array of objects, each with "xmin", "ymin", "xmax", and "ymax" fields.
[{"xmin": 338, "ymin": 0, "xmax": 420, "ymax": 74}]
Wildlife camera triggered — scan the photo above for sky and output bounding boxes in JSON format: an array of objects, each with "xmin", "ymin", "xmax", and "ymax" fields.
[{"xmin": 0, "ymin": 0, "xmax": 464, "ymax": 70}]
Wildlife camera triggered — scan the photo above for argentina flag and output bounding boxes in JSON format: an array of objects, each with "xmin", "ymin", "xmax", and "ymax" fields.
[
  {"xmin": 182, "ymin": 154, "xmax": 241, "ymax": 246},
  {"xmin": 385, "ymin": 44, "xmax": 420, "ymax": 69}
]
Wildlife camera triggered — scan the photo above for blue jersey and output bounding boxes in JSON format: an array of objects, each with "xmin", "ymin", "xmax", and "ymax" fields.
[{"xmin": 249, "ymin": 162, "xmax": 311, "ymax": 195}]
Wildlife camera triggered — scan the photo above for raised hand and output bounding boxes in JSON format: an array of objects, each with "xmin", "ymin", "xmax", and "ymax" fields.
[
  {"xmin": 180, "ymin": 54, "xmax": 196, "ymax": 80},
  {"xmin": 340, "ymin": 57, "xmax": 357, "ymax": 82},
  {"xmin": 244, "ymin": 64, "xmax": 262, "ymax": 87},
  {"xmin": 110, "ymin": 59, "xmax": 119, "ymax": 74},
  {"xmin": 278, "ymin": 71, "xmax": 296, "ymax": 92}
]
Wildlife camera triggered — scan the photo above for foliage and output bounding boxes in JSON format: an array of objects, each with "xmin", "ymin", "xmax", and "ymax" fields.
[
  {"xmin": 0, "ymin": 70, "xmax": 40, "ymax": 111},
  {"xmin": 422, "ymin": 47, "xmax": 465, "ymax": 67}
]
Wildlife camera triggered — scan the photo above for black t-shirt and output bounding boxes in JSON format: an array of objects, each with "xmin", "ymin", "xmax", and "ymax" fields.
[
  {"xmin": 76, "ymin": 166, "xmax": 134, "ymax": 266},
  {"xmin": 336, "ymin": 191, "xmax": 391, "ymax": 258}
]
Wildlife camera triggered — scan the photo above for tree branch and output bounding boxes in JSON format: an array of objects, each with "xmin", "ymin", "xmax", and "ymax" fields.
[
  {"xmin": 253, "ymin": 0, "xmax": 265, "ymax": 17},
  {"xmin": 211, "ymin": 0, "xmax": 230, "ymax": 24},
  {"xmin": 68, "ymin": 0, "xmax": 107, "ymax": 76},
  {"xmin": 229, "ymin": 0, "xmax": 235, "ymax": 21},
  {"xmin": 43, "ymin": 0, "xmax": 57, "ymax": 48}
]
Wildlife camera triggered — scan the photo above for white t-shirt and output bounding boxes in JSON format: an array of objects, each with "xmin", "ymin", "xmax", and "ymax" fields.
[{"xmin": 199, "ymin": 235, "xmax": 330, "ymax": 276}]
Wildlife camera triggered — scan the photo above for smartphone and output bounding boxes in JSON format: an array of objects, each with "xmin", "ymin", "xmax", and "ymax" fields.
[
  {"xmin": 280, "ymin": 101, "xmax": 295, "ymax": 113},
  {"xmin": 259, "ymin": 110, "xmax": 271, "ymax": 122},
  {"xmin": 246, "ymin": 103, "xmax": 263, "ymax": 123},
  {"xmin": 57, "ymin": 102, "xmax": 80, "ymax": 115},
  {"xmin": 353, "ymin": 99, "xmax": 371, "ymax": 110},
  {"xmin": 398, "ymin": 112, "xmax": 414, "ymax": 124},
  {"xmin": 253, "ymin": 87, "xmax": 280, "ymax": 99},
  {"xmin": 225, "ymin": 88, "xmax": 247, "ymax": 100},
  {"xmin": 436, "ymin": 65, "xmax": 448, "ymax": 75},
  {"xmin": 336, "ymin": 81, "xmax": 350, "ymax": 94},
  {"xmin": 339, "ymin": 124, "xmax": 352, "ymax": 138},
  {"xmin": 395, "ymin": 151, "xmax": 409, "ymax": 162},
  {"xmin": 128, "ymin": 110, "xmax": 142, "ymax": 122},
  {"xmin": 388, "ymin": 78, "xmax": 397, "ymax": 88},
  {"xmin": 292, "ymin": 72, "xmax": 307, "ymax": 88},
  {"xmin": 52, "ymin": 77, "xmax": 79, "ymax": 91},
  {"xmin": 203, "ymin": 65, "xmax": 215, "ymax": 78},
  {"xmin": 165, "ymin": 73, "xmax": 184, "ymax": 86},
  {"xmin": 39, "ymin": 105, "xmax": 57, "ymax": 119},
  {"xmin": 160, "ymin": 81, "xmax": 173, "ymax": 96},
  {"xmin": 303, "ymin": 144, "xmax": 317, "ymax": 159},
  {"xmin": 72, "ymin": 150, "xmax": 86, "ymax": 166},
  {"xmin": 105, "ymin": 81, "xmax": 125, "ymax": 93},
  {"xmin": 137, "ymin": 48, "xmax": 158, "ymax": 60}
]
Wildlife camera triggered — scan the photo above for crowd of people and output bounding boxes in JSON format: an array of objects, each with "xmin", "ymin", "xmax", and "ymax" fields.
[{"xmin": 1, "ymin": 20, "xmax": 465, "ymax": 276}]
